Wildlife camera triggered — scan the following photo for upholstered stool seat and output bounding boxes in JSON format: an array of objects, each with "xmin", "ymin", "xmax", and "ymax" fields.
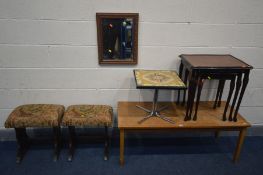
[
  {"xmin": 5, "ymin": 104, "xmax": 65, "ymax": 163},
  {"xmin": 5, "ymin": 104, "xmax": 64, "ymax": 128},
  {"xmin": 62, "ymin": 105, "xmax": 113, "ymax": 161}
]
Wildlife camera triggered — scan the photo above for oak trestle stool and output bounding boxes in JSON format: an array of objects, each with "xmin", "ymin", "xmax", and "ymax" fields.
[
  {"xmin": 62, "ymin": 105, "xmax": 113, "ymax": 161},
  {"xmin": 4, "ymin": 104, "xmax": 65, "ymax": 163}
]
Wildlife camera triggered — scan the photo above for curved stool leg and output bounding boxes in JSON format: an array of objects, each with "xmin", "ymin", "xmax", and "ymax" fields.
[
  {"xmin": 53, "ymin": 126, "xmax": 61, "ymax": 162},
  {"xmin": 15, "ymin": 128, "xmax": 29, "ymax": 163},
  {"xmin": 104, "ymin": 126, "xmax": 110, "ymax": 160},
  {"xmin": 68, "ymin": 126, "xmax": 76, "ymax": 161}
]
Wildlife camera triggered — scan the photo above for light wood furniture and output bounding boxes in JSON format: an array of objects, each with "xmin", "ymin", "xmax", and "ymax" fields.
[{"xmin": 118, "ymin": 101, "xmax": 250, "ymax": 166}]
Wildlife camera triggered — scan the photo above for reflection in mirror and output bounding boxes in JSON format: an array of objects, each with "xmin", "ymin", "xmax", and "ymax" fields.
[
  {"xmin": 96, "ymin": 13, "xmax": 138, "ymax": 65},
  {"xmin": 102, "ymin": 18, "xmax": 133, "ymax": 60}
]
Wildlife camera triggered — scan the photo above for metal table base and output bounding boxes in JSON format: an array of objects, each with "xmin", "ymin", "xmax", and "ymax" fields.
[{"xmin": 136, "ymin": 89, "xmax": 175, "ymax": 124}]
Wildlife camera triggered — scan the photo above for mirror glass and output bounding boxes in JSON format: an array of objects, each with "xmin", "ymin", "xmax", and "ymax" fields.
[{"xmin": 96, "ymin": 13, "xmax": 138, "ymax": 64}]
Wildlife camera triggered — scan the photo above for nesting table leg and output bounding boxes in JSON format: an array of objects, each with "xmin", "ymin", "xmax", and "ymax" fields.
[
  {"xmin": 120, "ymin": 129, "xmax": 125, "ymax": 166},
  {"xmin": 185, "ymin": 72, "xmax": 197, "ymax": 121},
  {"xmin": 214, "ymin": 79, "xmax": 225, "ymax": 109},
  {"xmin": 193, "ymin": 78, "xmax": 204, "ymax": 121},
  {"xmin": 188, "ymin": 73, "xmax": 198, "ymax": 120},
  {"xmin": 177, "ymin": 62, "xmax": 184, "ymax": 104},
  {"xmin": 233, "ymin": 72, "xmax": 250, "ymax": 122},
  {"xmin": 182, "ymin": 69, "xmax": 189, "ymax": 106},
  {"xmin": 217, "ymin": 80, "xmax": 225, "ymax": 107},
  {"xmin": 223, "ymin": 77, "xmax": 236, "ymax": 121},
  {"xmin": 233, "ymin": 128, "xmax": 247, "ymax": 163},
  {"xmin": 229, "ymin": 74, "xmax": 242, "ymax": 121}
]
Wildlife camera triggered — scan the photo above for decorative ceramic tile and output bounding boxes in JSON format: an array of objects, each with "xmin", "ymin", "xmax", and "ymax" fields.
[{"xmin": 134, "ymin": 70, "xmax": 186, "ymax": 88}]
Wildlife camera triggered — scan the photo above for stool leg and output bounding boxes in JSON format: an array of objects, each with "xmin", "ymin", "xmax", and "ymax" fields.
[
  {"xmin": 53, "ymin": 126, "xmax": 61, "ymax": 162},
  {"xmin": 15, "ymin": 128, "xmax": 28, "ymax": 163},
  {"xmin": 104, "ymin": 126, "xmax": 109, "ymax": 161},
  {"xmin": 68, "ymin": 126, "xmax": 76, "ymax": 161}
]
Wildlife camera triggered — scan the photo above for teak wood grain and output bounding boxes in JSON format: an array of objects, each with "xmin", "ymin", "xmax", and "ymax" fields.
[
  {"xmin": 118, "ymin": 101, "xmax": 250, "ymax": 166},
  {"xmin": 118, "ymin": 101, "xmax": 250, "ymax": 129}
]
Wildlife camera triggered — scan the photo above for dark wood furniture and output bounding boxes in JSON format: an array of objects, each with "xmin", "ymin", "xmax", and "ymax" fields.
[
  {"xmin": 118, "ymin": 101, "xmax": 251, "ymax": 166},
  {"xmin": 177, "ymin": 54, "xmax": 253, "ymax": 122},
  {"xmin": 134, "ymin": 70, "xmax": 186, "ymax": 124},
  {"xmin": 96, "ymin": 13, "xmax": 139, "ymax": 65}
]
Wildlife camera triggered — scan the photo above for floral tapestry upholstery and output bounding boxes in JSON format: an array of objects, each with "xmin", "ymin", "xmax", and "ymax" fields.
[
  {"xmin": 62, "ymin": 105, "xmax": 113, "ymax": 127},
  {"xmin": 5, "ymin": 104, "xmax": 65, "ymax": 128}
]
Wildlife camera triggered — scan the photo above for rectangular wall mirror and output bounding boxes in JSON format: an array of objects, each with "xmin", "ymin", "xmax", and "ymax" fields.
[{"xmin": 96, "ymin": 13, "xmax": 139, "ymax": 65}]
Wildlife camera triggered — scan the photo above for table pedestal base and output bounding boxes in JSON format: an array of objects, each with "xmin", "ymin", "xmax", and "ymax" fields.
[{"xmin": 136, "ymin": 89, "xmax": 175, "ymax": 124}]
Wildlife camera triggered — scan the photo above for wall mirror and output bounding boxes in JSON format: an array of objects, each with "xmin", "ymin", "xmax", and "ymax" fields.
[{"xmin": 96, "ymin": 13, "xmax": 139, "ymax": 65}]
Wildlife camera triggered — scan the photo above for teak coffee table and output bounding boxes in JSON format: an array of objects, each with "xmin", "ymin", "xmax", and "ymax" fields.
[
  {"xmin": 177, "ymin": 54, "xmax": 253, "ymax": 121},
  {"xmin": 118, "ymin": 101, "xmax": 250, "ymax": 166},
  {"xmin": 134, "ymin": 69, "xmax": 186, "ymax": 124}
]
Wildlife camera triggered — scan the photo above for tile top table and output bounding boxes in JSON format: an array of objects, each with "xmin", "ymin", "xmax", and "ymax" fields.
[
  {"xmin": 178, "ymin": 54, "xmax": 253, "ymax": 122},
  {"xmin": 134, "ymin": 70, "xmax": 186, "ymax": 124},
  {"xmin": 134, "ymin": 69, "xmax": 185, "ymax": 89}
]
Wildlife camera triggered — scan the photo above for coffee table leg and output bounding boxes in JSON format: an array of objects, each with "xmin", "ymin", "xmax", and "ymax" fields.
[
  {"xmin": 233, "ymin": 128, "xmax": 247, "ymax": 163},
  {"xmin": 120, "ymin": 129, "xmax": 125, "ymax": 166}
]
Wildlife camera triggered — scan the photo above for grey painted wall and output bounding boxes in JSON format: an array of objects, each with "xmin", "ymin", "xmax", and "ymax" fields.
[{"xmin": 0, "ymin": 0, "xmax": 263, "ymax": 129}]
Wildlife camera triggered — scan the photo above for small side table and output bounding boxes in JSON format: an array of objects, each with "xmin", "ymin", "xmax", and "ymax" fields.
[
  {"xmin": 134, "ymin": 69, "xmax": 186, "ymax": 124},
  {"xmin": 177, "ymin": 54, "xmax": 253, "ymax": 122}
]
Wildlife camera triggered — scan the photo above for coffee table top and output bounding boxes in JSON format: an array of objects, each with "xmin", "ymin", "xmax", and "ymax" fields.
[
  {"xmin": 180, "ymin": 54, "xmax": 253, "ymax": 70},
  {"xmin": 134, "ymin": 69, "xmax": 186, "ymax": 89},
  {"xmin": 118, "ymin": 101, "xmax": 250, "ymax": 129}
]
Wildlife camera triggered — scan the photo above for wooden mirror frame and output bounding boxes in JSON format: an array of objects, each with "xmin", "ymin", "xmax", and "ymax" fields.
[{"xmin": 96, "ymin": 13, "xmax": 139, "ymax": 65}]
